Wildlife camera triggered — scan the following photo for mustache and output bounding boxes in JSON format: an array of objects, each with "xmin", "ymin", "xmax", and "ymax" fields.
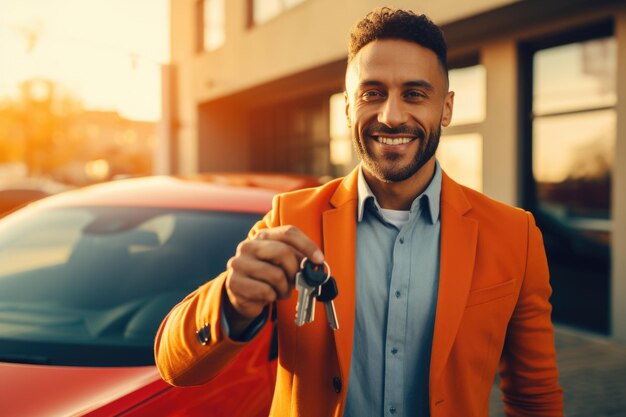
[{"xmin": 363, "ymin": 123, "xmax": 426, "ymax": 140}]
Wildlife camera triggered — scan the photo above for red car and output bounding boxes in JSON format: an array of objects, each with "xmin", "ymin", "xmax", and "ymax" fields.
[
  {"xmin": 0, "ymin": 173, "xmax": 320, "ymax": 417},
  {"xmin": 0, "ymin": 177, "xmax": 73, "ymax": 218}
]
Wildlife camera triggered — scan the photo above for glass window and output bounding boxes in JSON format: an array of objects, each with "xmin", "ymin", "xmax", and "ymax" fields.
[
  {"xmin": 0, "ymin": 205, "xmax": 260, "ymax": 366},
  {"xmin": 437, "ymin": 133, "xmax": 483, "ymax": 192},
  {"xmin": 528, "ymin": 33, "xmax": 615, "ymax": 334},
  {"xmin": 532, "ymin": 37, "xmax": 616, "ymax": 230},
  {"xmin": 252, "ymin": 0, "xmax": 306, "ymax": 26},
  {"xmin": 440, "ymin": 63, "xmax": 485, "ymax": 190},
  {"xmin": 0, "ymin": 209, "xmax": 91, "ymax": 276},
  {"xmin": 329, "ymin": 93, "xmax": 352, "ymax": 167},
  {"xmin": 533, "ymin": 109, "xmax": 614, "ymax": 233},
  {"xmin": 533, "ymin": 110, "xmax": 615, "ymax": 186},
  {"xmin": 533, "ymin": 38, "xmax": 616, "ymax": 115},
  {"xmin": 202, "ymin": 0, "xmax": 225, "ymax": 51},
  {"xmin": 448, "ymin": 65, "xmax": 486, "ymax": 126}
]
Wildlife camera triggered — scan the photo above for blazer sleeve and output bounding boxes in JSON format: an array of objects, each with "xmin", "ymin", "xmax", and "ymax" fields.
[
  {"xmin": 153, "ymin": 195, "xmax": 282, "ymax": 386},
  {"xmin": 499, "ymin": 211, "xmax": 564, "ymax": 416}
]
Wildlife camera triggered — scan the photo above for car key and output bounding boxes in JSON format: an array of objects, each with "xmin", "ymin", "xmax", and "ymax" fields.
[
  {"xmin": 317, "ymin": 276, "xmax": 339, "ymax": 330},
  {"xmin": 295, "ymin": 269, "xmax": 316, "ymax": 326},
  {"xmin": 299, "ymin": 259, "xmax": 329, "ymax": 324},
  {"xmin": 302, "ymin": 260, "xmax": 329, "ymax": 323},
  {"xmin": 294, "ymin": 258, "xmax": 330, "ymax": 326}
]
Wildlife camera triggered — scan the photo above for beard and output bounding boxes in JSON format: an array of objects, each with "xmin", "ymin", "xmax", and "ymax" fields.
[{"xmin": 352, "ymin": 121, "xmax": 441, "ymax": 183}]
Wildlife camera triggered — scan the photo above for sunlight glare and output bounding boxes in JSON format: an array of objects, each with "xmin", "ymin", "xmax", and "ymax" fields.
[{"xmin": 0, "ymin": 0, "xmax": 169, "ymax": 122}]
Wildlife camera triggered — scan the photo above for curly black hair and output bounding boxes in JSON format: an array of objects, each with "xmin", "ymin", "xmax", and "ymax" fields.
[{"xmin": 348, "ymin": 7, "xmax": 448, "ymax": 74}]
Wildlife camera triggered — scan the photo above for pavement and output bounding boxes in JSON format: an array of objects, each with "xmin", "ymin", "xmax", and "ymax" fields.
[{"xmin": 489, "ymin": 325, "xmax": 626, "ymax": 417}]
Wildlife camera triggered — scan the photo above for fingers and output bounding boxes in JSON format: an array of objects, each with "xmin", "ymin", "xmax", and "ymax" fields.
[
  {"xmin": 236, "ymin": 239, "xmax": 299, "ymax": 284},
  {"xmin": 225, "ymin": 253, "xmax": 292, "ymax": 320},
  {"xmin": 225, "ymin": 274, "xmax": 278, "ymax": 319},
  {"xmin": 224, "ymin": 225, "xmax": 322, "ymax": 320},
  {"xmin": 254, "ymin": 225, "xmax": 324, "ymax": 264},
  {"xmin": 223, "ymin": 274, "xmax": 276, "ymax": 330},
  {"xmin": 227, "ymin": 255, "xmax": 292, "ymax": 299}
]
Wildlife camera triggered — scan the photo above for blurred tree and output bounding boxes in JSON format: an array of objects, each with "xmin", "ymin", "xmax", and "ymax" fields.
[
  {"xmin": 0, "ymin": 78, "xmax": 154, "ymax": 184},
  {"xmin": 0, "ymin": 100, "xmax": 25, "ymax": 164},
  {"xmin": 0, "ymin": 79, "xmax": 84, "ymax": 177}
]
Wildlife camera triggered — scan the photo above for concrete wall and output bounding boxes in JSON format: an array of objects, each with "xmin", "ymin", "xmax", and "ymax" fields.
[
  {"xmin": 172, "ymin": 0, "xmax": 516, "ymax": 104},
  {"xmin": 482, "ymin": 40, "xmax": 518, "ymax": 206}
]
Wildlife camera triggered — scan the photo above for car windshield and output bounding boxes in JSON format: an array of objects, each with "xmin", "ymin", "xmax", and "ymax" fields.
[{"xmin": 0, "ymin": 206, "xmax": 260, "ymax": 367}]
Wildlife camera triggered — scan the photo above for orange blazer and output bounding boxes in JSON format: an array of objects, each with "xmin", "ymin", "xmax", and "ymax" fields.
[{"xmin": 155, "ymin": 168, "xmax": 564, "ymax": 417}]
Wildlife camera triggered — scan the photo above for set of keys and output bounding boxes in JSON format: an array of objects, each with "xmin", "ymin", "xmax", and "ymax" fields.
[{"xmin": 294, "ymin": 258, "xmax": 339, "ymax": 330}]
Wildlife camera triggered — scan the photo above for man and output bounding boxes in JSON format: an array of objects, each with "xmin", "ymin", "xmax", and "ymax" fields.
[{"xmin": 155, "ymin": 8, "xmax": 564, "ymax": 417}]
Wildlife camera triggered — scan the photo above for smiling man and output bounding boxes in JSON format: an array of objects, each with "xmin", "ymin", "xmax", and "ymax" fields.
[
  {"xmin": 155, "ymin": 8, "xmax": 564, "ymax": 417},
  {"xmin": 345, "ymin": 35, "xmax": 452, "ymax": 207}
]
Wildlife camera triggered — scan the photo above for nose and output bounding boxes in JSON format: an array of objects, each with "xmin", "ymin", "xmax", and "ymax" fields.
[{"xmin": 378, "ymin": 95, "xmax": 408, "ymax": 128}]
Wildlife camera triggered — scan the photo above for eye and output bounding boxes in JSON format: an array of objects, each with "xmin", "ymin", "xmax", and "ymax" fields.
[
  {"xmin": 405, "ymin": 90, "xmax": 426, "ymax": 99},
  {"xmin": 361, "ymin": 90, "xmax": 385, "ymax": 100}
]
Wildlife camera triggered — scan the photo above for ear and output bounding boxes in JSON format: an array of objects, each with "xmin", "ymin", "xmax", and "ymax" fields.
[
  {"xmin": 344, "ymin": 91, "xmax": 352, "ymax": 128},
  {"xmin": 441, "ymin": 91, "xmax": 454, "ymax": 127}
]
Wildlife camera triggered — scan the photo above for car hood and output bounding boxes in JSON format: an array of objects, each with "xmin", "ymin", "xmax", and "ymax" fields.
[{"xmin": 0, "ymin": 362, "xmax": 160, "ymax": 417}]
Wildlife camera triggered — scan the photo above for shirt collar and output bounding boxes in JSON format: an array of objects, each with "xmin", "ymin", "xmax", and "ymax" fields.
[{"xmin": 357, "ymin": 160, "xmax": 442, "ymax": 225}]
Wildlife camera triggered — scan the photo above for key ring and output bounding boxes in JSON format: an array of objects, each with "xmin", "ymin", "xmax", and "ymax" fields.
[{"xmin": 300, "ymin": 257, "xmax": 331, "ymax": 285}]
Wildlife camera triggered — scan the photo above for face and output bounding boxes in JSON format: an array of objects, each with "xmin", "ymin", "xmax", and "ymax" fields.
[{"xmin": 345, "ymin": 39, "xmax": 454, "ymax": 183}]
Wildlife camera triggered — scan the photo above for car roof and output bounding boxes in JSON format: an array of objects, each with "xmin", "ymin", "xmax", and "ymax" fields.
[{"xmin": 27, "ymin": 173, "xmax": 322, "ymax": 214}]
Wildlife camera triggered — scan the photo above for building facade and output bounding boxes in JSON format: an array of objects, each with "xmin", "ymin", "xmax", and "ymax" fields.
[{"xmin": 165, "ymin": 0, "xmax": 626, "ymax": 340}]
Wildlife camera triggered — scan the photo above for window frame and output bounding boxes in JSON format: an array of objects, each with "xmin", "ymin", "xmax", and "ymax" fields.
[
  {"xmin": 518, "ymin": 19, "xmax": 614, "ymax": 209},
  {"xmin": 196, "ymin": 0, "xmax": 225, "ymax": 53},
  {"xmin": 246, "ymin": 0, "xmax": 307, "ymax": 28},
  {"xmin": 517, "ymin": 19, "xmax": 615, "ymax": 334}
]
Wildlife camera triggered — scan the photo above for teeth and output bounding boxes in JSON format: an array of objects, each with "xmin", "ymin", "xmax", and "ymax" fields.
[{"xmin": 377, "ymin": 137, "xmax": 413, "ymax": 145}]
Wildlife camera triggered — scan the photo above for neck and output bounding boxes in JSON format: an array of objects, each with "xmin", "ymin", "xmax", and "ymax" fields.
[{"xmin": 363, "ymin": 158, "xmax": 436, "ymax": 211}]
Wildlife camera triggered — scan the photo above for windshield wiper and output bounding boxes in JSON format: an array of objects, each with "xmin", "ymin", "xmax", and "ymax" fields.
[{"xmin": 0, "ymin": 354, "xmax": 50, "ymax": 365}]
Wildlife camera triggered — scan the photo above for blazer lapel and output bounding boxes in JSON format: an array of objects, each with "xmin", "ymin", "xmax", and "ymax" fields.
[
  {"xmin": 429, "ymin": 173, "xmax": 478, "ymax": 387},
  {"xmin": 322, "ymin": 167, "xmax": 359, "ymax": 384}
]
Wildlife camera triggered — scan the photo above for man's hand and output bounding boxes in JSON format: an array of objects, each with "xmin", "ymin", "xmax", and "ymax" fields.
[{"xmin": 223, "ymin": 225, "xmax": 324, "ymax": 338}]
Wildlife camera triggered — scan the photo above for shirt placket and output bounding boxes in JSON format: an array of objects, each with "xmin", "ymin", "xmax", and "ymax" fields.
[{"xmin": 384, "ymin": 220, "xmax": 413, "ymax": 416}]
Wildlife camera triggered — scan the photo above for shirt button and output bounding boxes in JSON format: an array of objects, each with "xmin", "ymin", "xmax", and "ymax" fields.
[
  {"xmin": 395, "ymin": 290, "xmax": 401, "ymax": 298},
  {"xmin": 391, "ymin": 347, "xmax": 398, "ymax": 355},
  {"xmin": 399, "ymin": 237, "xmax": 404, "ymax": 244},
  {"xmin": 389, "ymin": 406, "xmax": 397, "ymax": 414}
]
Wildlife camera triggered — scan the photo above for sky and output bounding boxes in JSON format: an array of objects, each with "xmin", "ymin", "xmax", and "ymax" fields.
[{"xmin": 0, "ymin": 0, "xmax": 169, "ymax": 121}]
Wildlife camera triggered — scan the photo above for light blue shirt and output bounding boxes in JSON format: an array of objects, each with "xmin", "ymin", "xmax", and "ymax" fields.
[{"xmin": 344, "ymin": 162, "xmax": 442, "ymax": 417}]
